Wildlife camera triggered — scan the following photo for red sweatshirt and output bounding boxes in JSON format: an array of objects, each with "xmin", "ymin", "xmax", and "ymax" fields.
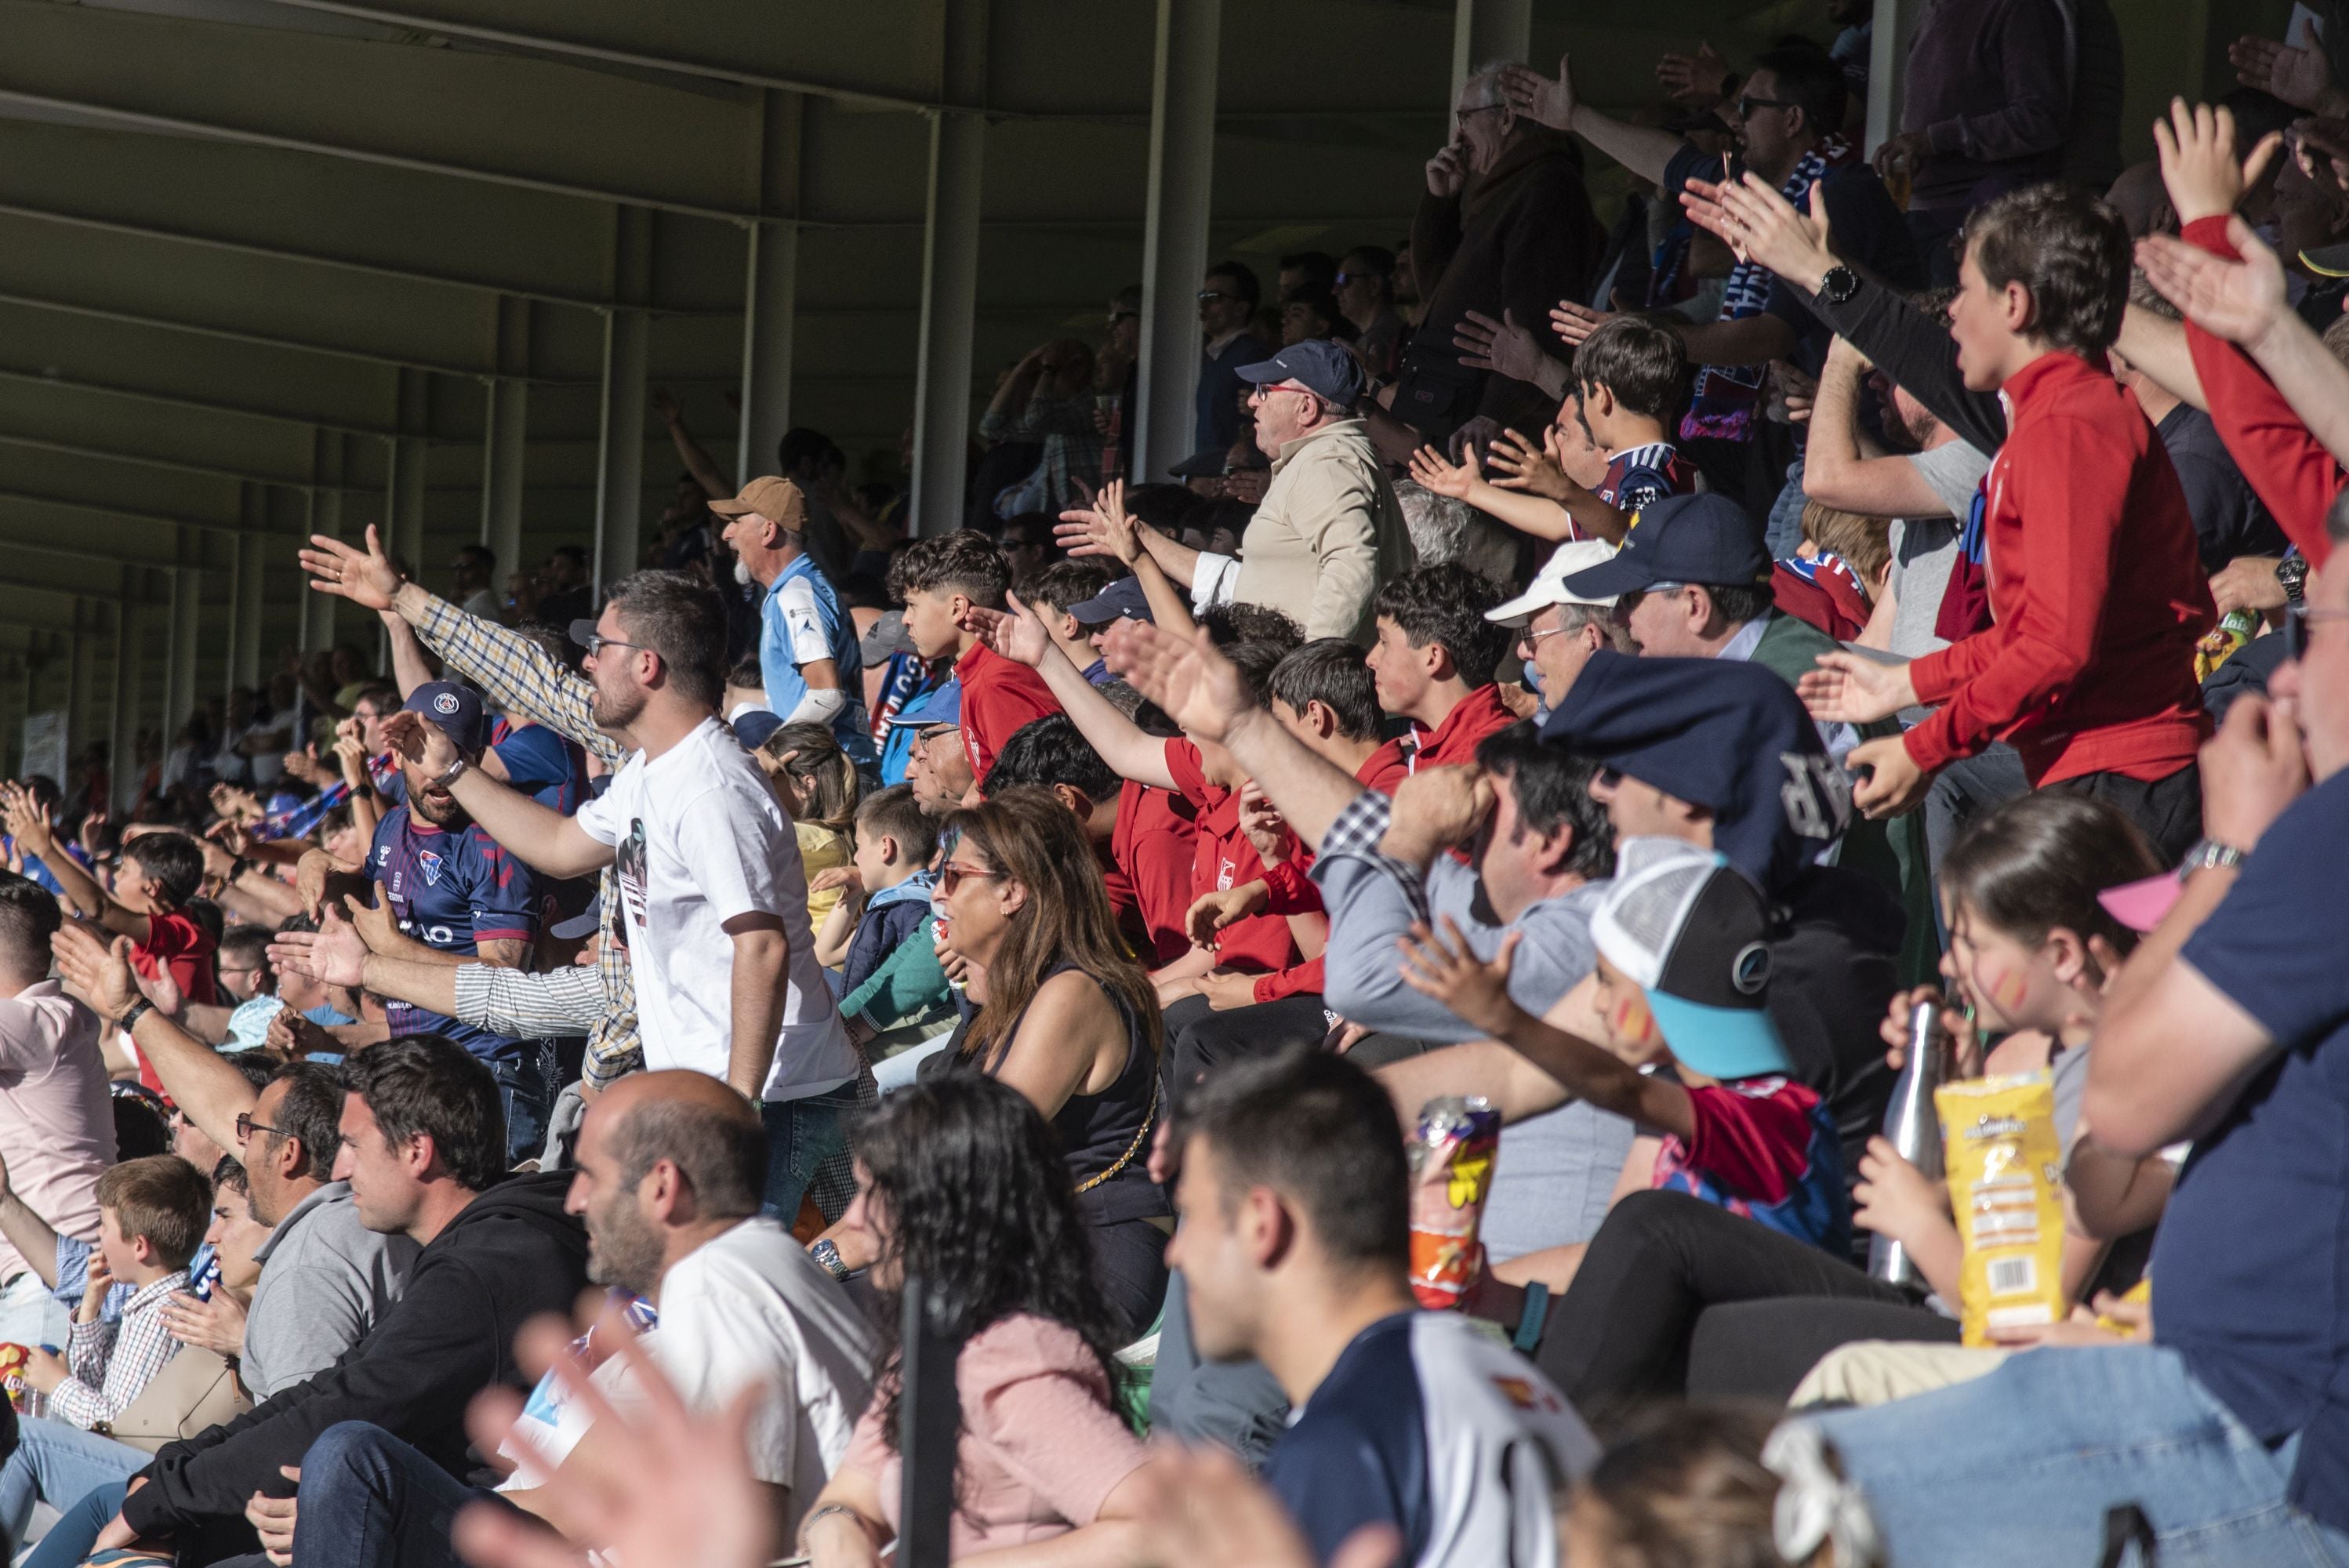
[
  {"xmin": 1903, "ymin": 351, "xmax": 2213, "ymax": 786},
  {"xmin": 953, "ymin": 641, "xmax": 1061, "ymax": 783},
  {"xmin": 1361, "ymin": 682, "xmax": 1519, "ymax": 783},
  {"xmin": 2179, "ymin": 215, "xmax": 2339, "ymax": 566}
]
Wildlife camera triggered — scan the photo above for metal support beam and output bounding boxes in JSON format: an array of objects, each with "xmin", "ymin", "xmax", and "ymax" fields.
[
  {"xmin": 108, "ymin": 597, "xmax": 137, "ymax": 812},
  {"xmin": 1450, "ymin": 0, "xmax": 1531, "ymax": 92},
  {"xmin": 737, "ymin": 93, "xmax": 805, "ymax": 488},
  {"xmin": 1135, "ymin": 0, "xmax": 1222, "ymax": 482},
  {"xmin": 66, "ymin": 599, "xmax": 87, "ymax": 762},
  {"xmin": 594, "ymin": 207, "xmax": 653, "ymax": 598},
  {"xmin": 307, "ymin": 430, "xmax": 344, "ymax": 655},
  {"xmin": 390, "ymin": 370, "xmax": 429, "ymax": 573},
  {"xmin": 231, "ymin": 493, "xmax": 266, "ymax": 694},
  {"xmin": 1865, "ymin": 0, "xmax": 1917, "ymax": 158},
  {"xmin": 165, "ymin": 541, "xmax": 199, "ymax": 744},
  {"xmin": 481, "ymin": 298, "xmax": 530, "ymax": 587},
  {"xmin": 908, "ymin": 2, "xmax": 989, "ymax": 535}
]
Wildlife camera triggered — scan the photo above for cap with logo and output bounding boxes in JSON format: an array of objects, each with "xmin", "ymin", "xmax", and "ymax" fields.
[
  {"xmin": 706, "ymin": 475, "xmax": 808, "ymax": 532},
  {"xmin": 1488, "ymin": 539, "xmax": 1624, "ymax": 626},
  {"xmin": 1068, "ymin": 577, "xmax": 1156, "ymax": 629},
  {"xmin": 1559, "ymin": 493, "xmax": 1770, "ymax": 601},
  {"xmin": 403, "ymin": 681, "xmax": 492, "ymax": 755},
  {"xmin": 1593, "ymin": 837, "xmax": 1791, "ymax": 1080},
  {"xmin": 1234, "ymin": 338, "xmax": 1367, "ymax": 409},
  {"xmin": 1541, "ymin": 652, "xmax": 1849, "ymax": 895}
]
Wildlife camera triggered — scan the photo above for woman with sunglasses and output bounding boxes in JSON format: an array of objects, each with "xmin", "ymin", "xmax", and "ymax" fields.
[{"xmin": 813, "ymin": 787, "xmax": 1168, "ymax": 1337}]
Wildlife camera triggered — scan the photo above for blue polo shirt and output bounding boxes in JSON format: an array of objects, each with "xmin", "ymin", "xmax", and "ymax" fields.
[
  {"xmin": 759, "ymin": 555, "xmax": 876, "ymax": 769},
  {"xmin": 2164, "ymin": 770, "xmax": 2349, "ymax": 1531},
  {"xmin": 368, "ymin": 806, "xmax": 543, "ymax": 1062}
]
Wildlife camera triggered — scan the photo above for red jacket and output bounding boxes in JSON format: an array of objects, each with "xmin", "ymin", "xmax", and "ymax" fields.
[
  {"xmin": 1361, "ymin": 682, "xmax": 1519, "ymax": 784},
  {"xmin": 1108, "ymin": 779, "xmax": 1196, "ymax": 965},
  {"xmin": 2179, "ymin": 215, "xmax": 2339, "ymax": 566},
  {"xmin": 1904, "ymin": 350, "xmax": 2213, "ymax": 785},
  {"xmin": 953, "ymin": 642, "xmax": 1060, "ymax": 783}
]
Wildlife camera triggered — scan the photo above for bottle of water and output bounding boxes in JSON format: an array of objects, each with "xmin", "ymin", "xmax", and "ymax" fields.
[{"xmin": 1868, "ymin": 1000, "xmax": 1949, "ymax": 1287}]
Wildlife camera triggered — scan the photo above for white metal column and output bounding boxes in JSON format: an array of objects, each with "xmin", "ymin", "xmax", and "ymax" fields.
[
  {"xmin": 1865, "ymin": 0, "xmax": 1916, "ymax": 158},
  {"xmin": 108, "ymin": 596, "xmax": 138, "ymax": 812},
  {"xmin": 907, "ymin": 0, "xmax": 988, "ymax": 536},
  {"xmin": 1135, "ymin": 0, "xmax": 1221, "ymax": 483},
  {"xmin": 1451, "ymin": 0, "xmax": 1531, "ymax": 94},
  {"xmin": 390, "ymin": 368, "xmax": 429, "ymax": 572},
  {"xmin": 594, "ymin": 206, "xmax": 654, "ymax": 597},
  {"xmin": 165, "ymin": 543, "xmax": 199, "ymax": 742},
  {"xmin": 737, "ymin": 91, "xmax": 804, "ymax": 488},
  {"xmin": 229, "ymin": 488, "xmax": 266, "ymax": 695},
  {"xmin": 481, "ymin": 296, "xmax": 529, "ymax": 589},
  {"xmin": 307, "ymin": 430, "xmax": 343, "ymax": 655},
  {"xmin": 66, "ymin": 599, "xmax": 89, "ymax": 760}
]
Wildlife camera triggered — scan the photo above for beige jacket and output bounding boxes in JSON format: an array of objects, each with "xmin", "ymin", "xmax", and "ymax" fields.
[{"xmin": 1234, "ymin": 419, "xmax": 1414, "ymax": 640}]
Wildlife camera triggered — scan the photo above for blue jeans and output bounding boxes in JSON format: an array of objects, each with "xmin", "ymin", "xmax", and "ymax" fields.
[
  {"xmin": 760, "ymin": 1081, "xmax": 855, "ymax": 1221},
  {"xmin": 0, "ymin": 1417, "xmax": 147, "ymax": 1542},
  {"xmin": 490, "ymin": 1047, "xmax": 555, "ymax": 1168},
  {"xmin": 1798, "ymin": 1346, "xmax": 2349, "ymax": 1566},
  {"xmin": 0, "ymin": 1268, "xmax": 67, "ymax": 1353},
  {"xmin": 291, "ymin": 1420, "xmax": 499, "ymax": 1568},
  {"xmin": 1765, "ymin": 451, "xmax": 1808, "ymax": 560},
  {"xmin": 24, "ymin": 1479, "xmax": 128, "ymax": 1568}
]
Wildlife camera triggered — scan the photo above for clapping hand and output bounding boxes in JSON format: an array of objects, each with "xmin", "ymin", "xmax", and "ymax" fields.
[
  {"xmin": 1548, "ymin": 300, "xmax": 1613, "ymax": 349},
  {"xmin": 51, "ymin": 923, "xmax": 140, "ymax": 1019},
  {"xmin": 2230, "ymin": 33, "xmax": 2340, "ymax": 113},
  {"xmin": 1452, "ymin": 309, "xmax": 1554, "ymax": 385},
  {"xmin": 1655, "ymin": 41, "xmax": 1730, "ymax": 107},
  {"xmin": 2151, "ymin": 98, "xmax": 2284, "ymax": 227},
  {"xmin": 1797, "ymin": 651, "xmax": 1916, "ymax": 726},
  {"xmin": 1484, "ymin": 427, "xmax": 1574, "ymax": 502},
  {"xmin": 1406, "ymin": 444, "xmax": 1484, "ymax": 502}
]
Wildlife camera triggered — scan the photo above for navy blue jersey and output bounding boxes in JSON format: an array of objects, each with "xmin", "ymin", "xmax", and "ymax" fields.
[
  {"xmin": 490, "ymin": 720, "xmax": 588, "ymax": 815},
  {"xmin": 369, "ymin": 806, "xmax": 543, "ymax": 1059}
]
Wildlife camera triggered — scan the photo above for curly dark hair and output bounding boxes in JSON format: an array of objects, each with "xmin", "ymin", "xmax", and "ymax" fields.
[
  {"xmin": 888, "ymin": 529, "xmax": 1014, "ymax": 611},
  {"xmin": 856, "ymin": 1073, "xmax": 1127, "ymax": 1466},
  {"xmin": 1962, "ymin": 183, "xmax": 2132, "ymax": 356},
  {"xmin": 1371, "ymin": 562, "xmax": 1513, "ymax": 688}
]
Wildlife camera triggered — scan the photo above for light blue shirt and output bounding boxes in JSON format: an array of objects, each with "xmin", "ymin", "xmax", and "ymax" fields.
[{"xmin": 759, "ymin": 555, "xmax": 877, "ymax": 768}]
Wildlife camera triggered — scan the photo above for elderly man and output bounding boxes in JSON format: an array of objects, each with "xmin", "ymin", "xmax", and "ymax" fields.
[
  {"xmin": 1376, "ymin": 61, "xmax": 1607, "ymax": 460},
  {"xmin": 711, "ymin": 475, "xmax": 877, "ymax": 775},
  {"xmin": 1485, "ymin": 539, "xmax": 1628, "ymax": 710},
  {"xmin": 1066, "ymin": 339, "xmax": 1412, "ymax": 641}
]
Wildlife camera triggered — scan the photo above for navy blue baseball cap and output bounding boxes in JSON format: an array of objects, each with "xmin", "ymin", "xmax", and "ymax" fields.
[
  {"xmin": 403, "ymin": 681, "xmax": 492, "ymax": 755},
  {"xmin": 887, "ymin": 681, "xmax": 961, "ymax": 728},
  {"xmin": 1069, "ymin": 577, "xmax": 1155, "ymax": 629},
  {"xmin": 1235, "ymin": 339, "xmax": 1366, "ymax": 408},
  {"xmin": 1560, "ymin": 493, "xmax": 1770, "ymax": 600},
  {"xmin": 732, "ymin": 710, "xmax": 786, "ymax": 751},
  {"xmin": 1541, "ymin": 652, "xmax": 1850, "ymax": 895}
]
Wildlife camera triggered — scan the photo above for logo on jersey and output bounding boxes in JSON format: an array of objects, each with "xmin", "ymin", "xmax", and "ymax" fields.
[
  {"xmin": 417, "ymin": 849, "xmax": 444, "ymax": 887},
  {"xmin": 433, "ymin": 692, "xmax": 460, "ymax": 716},
  {"xmin": 615, "ymin": 820, "xmax": 651, "ymax": 929}
]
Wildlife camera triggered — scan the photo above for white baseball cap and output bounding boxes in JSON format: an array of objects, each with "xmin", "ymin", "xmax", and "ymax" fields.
[{"xmin": 1487, "ymin": 539, "xmax": 1622, "ymax": 626}]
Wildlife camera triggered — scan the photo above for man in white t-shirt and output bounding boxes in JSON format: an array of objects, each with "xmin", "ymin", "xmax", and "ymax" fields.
[
  {"xmin": 285, "ymin": 1072, "xmax": 877, "ymax": 1568},
  {"xmin": 376, "ymin": 568, "xmax": 857, "ymax": 1220}
]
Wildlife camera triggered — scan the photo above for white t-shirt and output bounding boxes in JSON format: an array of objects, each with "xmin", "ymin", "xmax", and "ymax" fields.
[
  {"xmin": 500, "ymin": 1220, "xmax": 877, "ymax": 1536},
  {"xmin": 575, "ymin": 717, "xmax": 855, "ymax": 1100}
]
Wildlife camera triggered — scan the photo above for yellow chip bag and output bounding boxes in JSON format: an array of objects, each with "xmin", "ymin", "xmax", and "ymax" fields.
[{"xmin": 1935, "ymin": 1073, "xmax": 2066, "ymax": 1347}]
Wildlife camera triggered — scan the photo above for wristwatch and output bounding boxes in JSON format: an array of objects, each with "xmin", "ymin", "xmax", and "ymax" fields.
[
  {"xmin": 2278, "ymin": 554, "xmax": 2310, "ymax": 605},
  {"xmin": 811, "ymin": 1237, "xmax": 851, "ymax": 1283},
  {"xmin": 429, "ymin": 756, "xmax": 469, "ymax": 791},
  {"xmin": 2179, "ymin": 837, "xmax": 2247, "ymax": 880},
  {"xmin": 1818, "ymin": 265, "xmax": 1861, "ymax": 306},
  {"xmin": 117, "ymin": 998, "xmax": 154, "ymax": 1033}
]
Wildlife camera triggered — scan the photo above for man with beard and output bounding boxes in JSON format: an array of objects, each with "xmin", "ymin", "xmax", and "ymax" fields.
[
  {"xmin": 356, "ymin": 681, "xmax": 550, "ymax": 1167},
  {"xmin": 713, "ymin": 475, "xmax": 877, "ymax": 777},
  {"xmin": 256, "ymin": 1071, "xmax": 876, "ymax": 1568}
]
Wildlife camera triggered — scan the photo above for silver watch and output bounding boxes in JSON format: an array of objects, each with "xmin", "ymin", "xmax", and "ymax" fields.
[
  {"xmin": 2180, "ymin": 837, "xmax": 2246, "ymax": 879},
  {"xmin": 430, "ymin": 755, "xmax": 469, "ymax": 791}
]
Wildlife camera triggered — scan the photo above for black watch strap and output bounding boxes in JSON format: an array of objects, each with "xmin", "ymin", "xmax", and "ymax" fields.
[
  {"xmin": 118, "ymin": 998, "xmax": 154, "ymax": 1033},
  {"xmin": 1820, "ymin": 266, "xmax": 1861, "ymax": 306}
]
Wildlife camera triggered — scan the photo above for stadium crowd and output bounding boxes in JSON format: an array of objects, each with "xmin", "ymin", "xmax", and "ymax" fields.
[{"xmin": 8, "ymin": 2, "xmax": 2349, "ymax": 1565}]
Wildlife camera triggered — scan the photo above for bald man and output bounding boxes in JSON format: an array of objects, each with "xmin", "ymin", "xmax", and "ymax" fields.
[{"xmin": 280, "ymin": 1072, "xmax": 878, "ymax": 1568}]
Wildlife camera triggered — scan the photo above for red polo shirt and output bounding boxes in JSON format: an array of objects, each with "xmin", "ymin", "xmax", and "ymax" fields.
[
  {"xmin": 1362, "ymin": 682, "xmax": 1519, "ymax": 783},
  {"xmin": 1247, "ymin": 749, "xmax": 1403, "ymax": 1004},
  {"xmin": 953, "ymin": 641, "xmax": 1061, "ymax": 783},
  {"xmin": 1108, "ymin": 778, "xmax": 1197, "ymax": 965},
  {"xmin": 1164, "ymin": 739, "xmax": 1297, "ymax": 975},
  {"xmin": 1904, "ymin": 351, "xmax": 2213, "ymax": 786}
]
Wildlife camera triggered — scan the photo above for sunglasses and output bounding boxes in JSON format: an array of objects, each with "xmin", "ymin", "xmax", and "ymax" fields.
[
  {"xmin": 2285, "ymin": 603, "xmax": 2349, "ymax": 661},
  {"xmin": 937, "ymin": 860, "xmax": 1005, "ymax": 896},
  {"xmin": 235, "ymin": 1112, "xmax": 287, "ymax": 1142},
  {"xmin": 1197, "ymin": 290, "xmax": 1235, "ymax": 303},
  {"xmin": 1734, "ymin": 95, "xmax": 1797, "ymax": 119}
]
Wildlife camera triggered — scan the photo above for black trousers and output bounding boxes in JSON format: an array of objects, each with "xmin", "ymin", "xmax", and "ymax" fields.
[
  {"xmin": 1163, "ymin": 992, "xmax": 1331, "ymax": 1096},
  {"xmin": 1533, "ymin": 1189, "xmax": 1952, "ymax": 1421},
  {"xmin": 2045, "ymin": 760, "xmax": 2203, "ymax": 866}
]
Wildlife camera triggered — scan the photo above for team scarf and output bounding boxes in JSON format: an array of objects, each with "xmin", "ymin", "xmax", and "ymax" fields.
[{"xmin": 1681, "ymin": 135, "xmax": 1857, "ymax": 445}]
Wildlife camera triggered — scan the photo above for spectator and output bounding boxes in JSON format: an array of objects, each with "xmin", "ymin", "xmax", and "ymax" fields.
[
  {"xmin": 1872, "ymin": 0, "xmax": 2084, "ymax": 283},
  {"xmin": 2115, "ymin": 290, "xmax": 2290, "ymax": 573},
  {"xmin": 712, "ymin": 476, "xmax": 878, "ymax": 775},
  {"xmin": 890, "ymin": 530, "xmax": 1060, "ymax": 786},
  {"xmin": 899, "ymin": 690, "xmax": 978, "ymax": 818},
  {"xmin": 536, "ymin": 546, "xmax": 594, "ymax": 630},
  {"xmin": 753, "ymin": 723, "xmax": 862, "ymax": 931},
  {"xmin": 1097, "ymin": 284, "xmax": 1142, "ymax": 487},
  {"xmin": 1278, "ymin": 252, "xmax": 1338, "ymax": 303},
  {"xmin": 1773, "ymin": 501, "xmax": 1889, "ymax": 642},
  {"xmin": 0, "ymin": 876, "xmax": 111, "ymax": 1349},
  {"xmin": 0, "ymin": 1155, "xmax": 211, "ymax": 1540},
  {"xmin": 799, "ymin": 1075, "xmax": 1153, "ymax": 1563},
  {"xmin": 376, "ymin": 574, "xmax": 855, "ymax": 1221},
  {"xmin": 450, "ymin": 546, "xmax": 500, "ymax": 622},
  {"xmin": 1485, "ymin": 540, "xmax": 1632, "ymax": 709},
  {"xmin": 1386, "ymin": 61, "xmax": 1607, "ymax": 456},
  {"xmin": 1196, "ymin": 260, "xmax": 1271, "ymax": 457},
  {"xmin": 811, "ymin": 784, "xmax": 953, "ymax": 1077},
  {"xmin": 1279, "ymin": 290, "xmax": 1356, "ymax": 348},
  {"xmin": 99, "ymin": 1036, "xmax": 590, "ymax": 1560},
  {"xmin": 1019, "ymin": 557, "xmax": 1117, "ymax": 683},
  {"xmin": 1798, "ymin": 185, "xmax": 2216, "ymax": 862},
  {"xmin": 2, "ymin": 796, "xmax": 220, "ymax": 1025},
  {"xmin": 284, "ymin": 1071, "xmax": 877, "ymax": 1567},
  {"xmin": 1335, "ymin": 245, "xmax": 1407, "ymax": 382},
  {"xmin": 1363, "ymin": 564, "xmax": 1518, "ymax": 776},
  {"xmin": 979, "ymin": 342, "xmax": 1102, "ymax": 515},
  {"xmin": 1391, "ymin": 480, "xmax": 1520, "ymax": 587},
  {"xmin": 1167, "ymin": 1047, "xmax": 1599, "ymax": 1566},
  {"xmin": 994, "ymin": 512, "xmax": 1061, "ymax": 590}
]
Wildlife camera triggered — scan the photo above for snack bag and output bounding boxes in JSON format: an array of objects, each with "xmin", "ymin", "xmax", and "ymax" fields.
[
  {"xmin": 1935, "ymin": 1073, "xmax": 2066, "ymax": 1346},
  {"xmin": 0, "ymin": 1341, "xmax": 29, "ymax": 1414},
  {"xmin": 1407, "ymin": 1096, "xmax": 1500, "ymax": 1308}
]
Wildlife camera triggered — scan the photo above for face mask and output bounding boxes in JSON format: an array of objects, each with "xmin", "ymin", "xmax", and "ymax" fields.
[
  {"xmin": 733, "ymin": 559, "xmax": 753, "ymax": 587},
  {"xmin": 1523, "ymin": 657, "xmax": 1541, "ymax": 690}
]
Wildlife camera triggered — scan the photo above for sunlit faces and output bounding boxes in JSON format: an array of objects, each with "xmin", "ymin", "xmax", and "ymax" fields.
[
  {"xmin": 1590, "ymin": 952, "xmax": 1661, "ymax": 1055},
  {"xmin": 899, "ymin": 587, "xmax": 966, "ymax": 662}
]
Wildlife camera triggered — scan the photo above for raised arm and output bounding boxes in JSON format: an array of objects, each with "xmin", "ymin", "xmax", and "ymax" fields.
[
  {"xmin": 379, "ymin": 713, "xmax": 615, "ymax": 882},
  {"xmin": 1498, "ymin": 54, "xmax": 1684, "ymax": 186},
  {"xmin": 959, "ymin": 597, "xmax": 1179, "ymax": 790},
  {"xmin": 379, "ymin": 610, "xmax": 440, "ymax": 699},
  {"xmin": 1803, "ymin": 338, "xmax": 1960, "ymax": 518},
  {"xmin": 652, "ymin": 387, "xmax": 734, "ymax": 501},
  {"xmin": 53, "ymin": 924, "xmax": 259, "ymax": 1157}
]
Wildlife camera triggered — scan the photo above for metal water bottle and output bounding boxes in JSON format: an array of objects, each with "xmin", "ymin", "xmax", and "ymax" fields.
[{"xmin": 1867, "ymin": 1001, "xmax": 1949, "ymax": 1287}]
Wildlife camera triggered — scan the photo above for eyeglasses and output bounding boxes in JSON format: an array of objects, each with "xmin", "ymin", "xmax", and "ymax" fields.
[
  {"xmin": 234, "ymin": 1112, "xmax": 287, "ymax": 1143},
  {"xmin": 579, "ymin": 633, "xmax": 653, "ymax": 662},
  {"xmin": 1108, "ymin": 310, "xmax": 1138, "ymax": 324},
  {"xmin": 1196, "ymin": 290, "xmax": 1235, "ymax": 304},
  {"xmin": 1457, "ymin": 103, "xmax": 1505, "ymax": 122},
  {"xmin": 2285, "ymin": 603, "xmax": 2349, "ymax": 661},
  {"xmin": 938, "ymin": 860, "xmax": 1005, "ymax": 895},
  {"xmin": 1734, "ymin": 95, "xmax": 1797, "ymax": 120},
  {"xmin": 1518, "ymin": 623, "xmax": 1571, "ymax": 651}
]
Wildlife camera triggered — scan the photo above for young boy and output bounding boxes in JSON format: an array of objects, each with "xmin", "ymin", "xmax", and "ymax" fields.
[
  {"xmin": 1400, "ymin": 836, "xmax": 1849, "ymax": 1287},
  {"xmin": 6, "ymin": 1153, "xmax": 211, "ymax": 1530},
  {"xmin": 815, "ymin": 786, "xmax": 953, "ymax": 1072},
  {"xmin": 1362, "ymin": 563, "xmax": 1520, "ymax": 778},
  {"xmin": 0, "ymin": 801, "xmax": 220, "ymax": 1018},
  {"xmin": 1407, "ymin": 315, "xmax": 1694, "ymax": 544},
  {"xmin": 1019, "ymin": 559, "xmax": 1118, "ymax": 684},
  {"xmin": 888, "ymin": 530, "xmax": 1060, "ymax": 785}
]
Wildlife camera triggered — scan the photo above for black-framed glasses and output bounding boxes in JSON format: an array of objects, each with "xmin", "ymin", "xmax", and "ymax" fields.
[
  {"xmin": 235, "ymin": 1112, "xmax": 286, "ymax": 1143},
  {"xmin": 1197, "ymin": 290, "xmax": 1233, "ymax": 303},
  {"xmin": 1734, "ymin": 95, "xmax": 1796, "ymax": 119},
  {"xmin": 578, "ymin": 633, "xmax": 652, "ymax": 662},
  {"xmin": 1457, "ymin": 103, "xmax": 1505, "ymax": 122},
  {"xmin": 2285, "ymin": 602, "xmax": 2349, "ymax": 661}
]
